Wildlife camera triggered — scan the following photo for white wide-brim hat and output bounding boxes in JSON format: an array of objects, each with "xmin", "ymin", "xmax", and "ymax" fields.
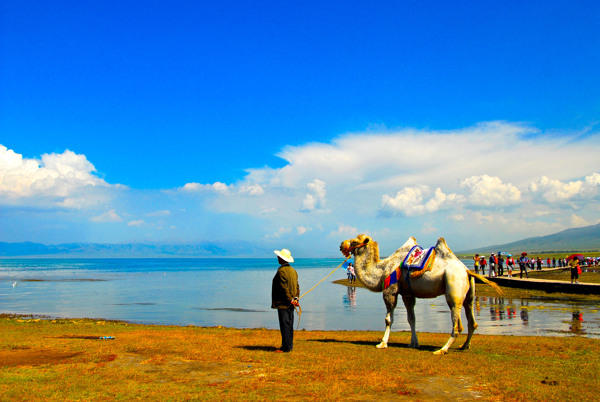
[{"xmin": 274, "ymin": 249, "xmax": 294, "ymax": 263}]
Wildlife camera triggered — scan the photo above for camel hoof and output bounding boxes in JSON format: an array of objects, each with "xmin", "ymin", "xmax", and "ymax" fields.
[
  {"xmin": 408, "ymin": 342, "xmax": 419, "ymax": 349},
  {"xmin": 376, "ymin": 342, "xmax": 388, "ymax": 349},
  {"xmin": 459, "ymin": 343, "xmax": 471, "ymax": 351},
  {"xmin": 433, "ymin": 349, "xmax": 447, "ymax": 355}
]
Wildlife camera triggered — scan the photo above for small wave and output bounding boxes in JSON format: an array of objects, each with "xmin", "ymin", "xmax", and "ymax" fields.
[{"xmin": 196, "ymin": 307, "xmax": 267, "ymax": 313}]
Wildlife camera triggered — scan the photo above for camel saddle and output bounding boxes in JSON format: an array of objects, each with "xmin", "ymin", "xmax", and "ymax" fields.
[{"xmin": 383, "ymin": 245, "xmax": 436, "ymax": 290}]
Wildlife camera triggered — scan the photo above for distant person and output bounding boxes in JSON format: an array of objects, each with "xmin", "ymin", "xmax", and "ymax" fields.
[
  {"xmin": 473, "ymin": 254, "xmax": 480, "ymax": 274},
  {"xmin": 506, "ymin": 256, "xmax": 514, "ymax": 277},
  {"xmin": 519, "ymin": 253, "xmax": 529, "ymax": 279},
  {"xmin": 348, "ymin": 262, "xmax": 356, "ymax": 283},
  {"xmin": 271, "ymin": 248, "xmax": 300, "ymax": 353},
  {"xmin": 570, "ymin": 258, "xmax": 580, "ymax": 284},
  {"xmin": 497, "ymin": 254, "xmax": 504, "ymax": 276},
  {"xmin": 346, "ymin": 262, "xmax": 353, "ymax": 282},
  {"xmin": 552, "ymin": 257, "xmax": 556, "ymax": 268},
  {"xmin": 488, "ymin": 253, "xmax": 497, "ymax": 277},
  {"xmin": 480, "ymin": 257, "xmax": 487, "ymax": 276},
  {"xmin": 536, "ymin": 257, "xmax": 542, "ymax": 270}
]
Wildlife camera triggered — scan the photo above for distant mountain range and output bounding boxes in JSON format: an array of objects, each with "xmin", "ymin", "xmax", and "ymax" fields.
[
  {"xmin": 1, "ymin": 223, "xmax": 599, "ymax": 257},
  {"xmin": 459, "ymin": 223, "xmax": 600, "ymax": 255},
  {"xmin": 0, "ymin": 241, "xmax": 269, "ymax": 258}
]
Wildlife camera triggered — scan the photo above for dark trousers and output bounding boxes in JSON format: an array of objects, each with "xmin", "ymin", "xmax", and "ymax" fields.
[
  {"xmin": 277, "ymin": 307, "xmax": 294, "ymax": 352},
  {"xmin": 519, "ymin": 264, "xmax": 529, "ymax": 278}
]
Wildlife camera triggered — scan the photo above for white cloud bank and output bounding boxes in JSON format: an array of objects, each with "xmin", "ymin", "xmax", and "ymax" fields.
[
  {"xmin": 0, "ymin": 145, "xmax": 111, "ymax": 208},
  {"xmin": 174, "ymin": 121, "xmax": 600, "ymax": 251},
  {"xmin": 2, "ymin": 122, "xmax": 599, "ymax": 253}
]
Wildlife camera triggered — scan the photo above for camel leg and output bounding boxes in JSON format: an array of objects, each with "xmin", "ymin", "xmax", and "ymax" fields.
[
  {"xmin": 376, "ymin": 309, "xmax": 394, "ymax": 349},
  {"xmin": 460, "ymin": 277, "xmax": 478, "ymax": 350},
  {"xmin": 377, "ymin": 291, "xmax": 398, "ymax": 349},
  {"xmin": 434, "ymin": 296, "xmax": 463, "ymax": 355},
  {"xmin": 402, "ymin": 295, "xmax": 419, "ymax": 348}
]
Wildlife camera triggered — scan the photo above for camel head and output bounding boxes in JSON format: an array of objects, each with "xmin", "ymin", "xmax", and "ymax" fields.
[{"xmin": 340, "ymin": 234, "xmax": 379, "ymax": 259}]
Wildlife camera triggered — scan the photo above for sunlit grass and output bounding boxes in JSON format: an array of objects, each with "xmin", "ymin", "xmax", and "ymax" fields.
[{"xmin": 1, "ymin": 316, "xmax": 599, "ymax": 400}]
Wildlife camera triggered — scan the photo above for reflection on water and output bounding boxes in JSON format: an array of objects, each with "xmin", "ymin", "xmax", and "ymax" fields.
[
  {"xmin": 472, "ymin": 295, "xmax": 598, "ymax": 336},
  {"xmin": 569, "ymin": 312, "xmax": 585, "ymax": 335},
  {"xmin": 343, "ymin": 287, "xmax": 357, "ymax": 312},
  {"xmin": 478, "ymin": 296, "xmax": 529, "ymax": 325}
]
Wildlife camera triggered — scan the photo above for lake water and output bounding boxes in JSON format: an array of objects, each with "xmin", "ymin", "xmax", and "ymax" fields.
[{"xmin": 1, "ymin": 258, "xmax": 599, "ymax": 338}]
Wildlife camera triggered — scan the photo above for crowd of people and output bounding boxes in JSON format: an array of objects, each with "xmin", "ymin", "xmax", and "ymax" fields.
[{"xmin": 472, "ymin": 252, "xmax": 599, "ymax": 281}]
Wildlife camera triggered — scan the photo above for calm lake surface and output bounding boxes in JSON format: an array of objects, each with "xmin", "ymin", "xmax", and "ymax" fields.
[{"xmin": 1, "ymin": 258, "xmax": 598, "ymax": 338}]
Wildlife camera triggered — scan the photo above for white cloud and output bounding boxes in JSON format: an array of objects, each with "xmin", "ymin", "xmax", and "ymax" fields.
[
  {"xmin": 297, "ymin": 226, "xmax": 310, "ymax": 235},
  {"xmin": 238, "ymin": 184, "xmax": 264, "ymax": 196},
  {"xmin": 301, "ymin": 179, "xmax": 327, "ymax": 212},
  {"xmin": 0, "ymin": 145, "xmax": 109, "ymax": 207},
  {"xmin": 4, "ymin": 123, "xmax": 600, "ymax": 253},
  {"xmin": 381, "ymin": 185, "xmax": 456, "ymax": 216},
  {"xmin": 460, "ymin": 175, "xmax": 521, "ymax": 206},
  {"xmin": 265, "ymin": 227, "xmax": 292, "ymax": 238},
  {"xmin": 529, "ymin": 173, "xmax": 600, "ymax": 203},
  {"xmin": 91, "ymin": 209, "xmax": 122, "ymax": 223},
  {"xmin": 329, "ymin": 224, "xmax": 361, "ymax": 238},
  {"xmin": 570, "ymin": 214, "xmax": 589, "ymax": 227},
  {"xmin": 128, "ymin": 219, "xmax": 145, "ymax": 226},
  {"xmin": 182, "ymin": 181, "xmax": 230, "ymax": 194}
]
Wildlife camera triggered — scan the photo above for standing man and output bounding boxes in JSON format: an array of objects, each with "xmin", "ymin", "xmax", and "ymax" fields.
[
  {"xmin": 488, "ymin": 253, "xmax": 497, "ymax": 277},
  {"xmin": 271, "ymin": 248, "xmax": 300, "ymax": 353},
  {"xmin": 519, "ymin": 252, "xmax": 530, "ymax": 279}
]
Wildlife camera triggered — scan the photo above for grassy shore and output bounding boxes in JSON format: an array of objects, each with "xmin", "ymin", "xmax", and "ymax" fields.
[{"xmin": 1, "ymin": 315, "xmax": 599, "ymax": 401}]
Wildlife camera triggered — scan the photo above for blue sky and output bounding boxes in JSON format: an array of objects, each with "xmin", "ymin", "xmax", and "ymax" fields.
[{"xmin": 1, "ymin": 1, "xmax": 599, "ymax": 256}]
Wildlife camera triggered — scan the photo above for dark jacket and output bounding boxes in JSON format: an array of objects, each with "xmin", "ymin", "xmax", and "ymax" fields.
[{"xmin": 271, "ymin": 263, "xmax": 299, "ymax": 309}]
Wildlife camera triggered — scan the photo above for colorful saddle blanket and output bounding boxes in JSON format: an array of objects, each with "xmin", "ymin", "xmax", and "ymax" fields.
[{"xmin": 383, "ymin": 245, "xmax": 436, "ymax": 290}]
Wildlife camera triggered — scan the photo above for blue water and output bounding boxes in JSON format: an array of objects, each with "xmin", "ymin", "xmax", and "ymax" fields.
[{"xmin": 1, "ymin": 258, "xmax": 599, "ymax": 339}]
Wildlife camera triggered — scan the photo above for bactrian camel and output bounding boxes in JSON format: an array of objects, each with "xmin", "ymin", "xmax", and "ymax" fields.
[{"xmin": 340, "ymin": 234, "xmax": 502, "ymax": 354}]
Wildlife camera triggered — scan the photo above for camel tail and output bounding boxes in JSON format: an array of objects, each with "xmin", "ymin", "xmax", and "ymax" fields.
[{"xmin": 467, "ymin": 270, "xmax": 504, "ymax": 295}]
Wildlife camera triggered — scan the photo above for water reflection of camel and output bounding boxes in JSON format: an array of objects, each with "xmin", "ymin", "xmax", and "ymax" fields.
[{"xmin": 340, "ymin": 234, "xmax": 502, "ymax": 354}]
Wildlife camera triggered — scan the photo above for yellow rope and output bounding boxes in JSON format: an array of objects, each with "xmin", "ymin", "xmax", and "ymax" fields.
[{"xmin": 299, "ymin": 255, "xmax": 351, "ymax": 299}]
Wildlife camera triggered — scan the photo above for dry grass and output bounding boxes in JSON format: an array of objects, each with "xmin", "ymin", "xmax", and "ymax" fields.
[{"xmin": 1, "ymin": 315, "xmax": 599, "ymax": 400}]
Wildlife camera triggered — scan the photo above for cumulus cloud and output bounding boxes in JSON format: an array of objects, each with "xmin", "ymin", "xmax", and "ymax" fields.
[
  {"xmin": 301, "ymin": 179, "xmax": 327, "ymax": 212},
  {"xmin": 238, "ymin": 184, "xmax": 264, "ymax": 196},
  {"xmin": 128, "ymin": 219, "xmax": 145, "ymax": 226},
  {"xmin": 460, "ymin": 175, "xmax": 521, "ymax": 206},
  {"xmin": 529, "ymin": 173, "xmax": 600, "ymax": 203},
  {"xmin": 182, "ymin": 181, "xmax": 230, "ymax": 193},
  {"xmin": 381, "ymin": 185, "xmax": 457, "ymax": 216},
  {"xmin": 0, "ymin": 145, "xmax": 109, "ymax": 207},
  {"xmin": 5, "ymin": 122, "xmax": 600, "ymax": 253}
]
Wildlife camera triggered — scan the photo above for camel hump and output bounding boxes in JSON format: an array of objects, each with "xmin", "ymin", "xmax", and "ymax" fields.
[{"xmin": 435, "ymin": 237, "xmax": 454, "ymax": 256}]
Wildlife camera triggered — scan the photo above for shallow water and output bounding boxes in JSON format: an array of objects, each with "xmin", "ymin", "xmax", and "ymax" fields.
[{"xmin": 1, "ymin": 258, "xmax": 599, "ymax": 338}]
